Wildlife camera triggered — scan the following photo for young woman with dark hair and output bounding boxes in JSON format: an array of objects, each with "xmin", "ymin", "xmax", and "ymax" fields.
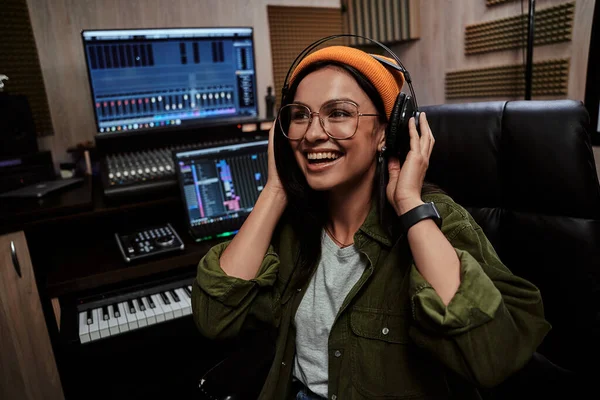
[{"xmin": 192, "ymin": 46, "xmax": 550, "ymax": 399}]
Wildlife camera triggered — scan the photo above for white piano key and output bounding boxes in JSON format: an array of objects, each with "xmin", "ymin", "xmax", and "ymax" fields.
[
  {"xmin": 89, "ymin": 309, "xmax": 100, "ymax": 341},
  {"xmin": 124, "ymin": 301, "xmax": 139, "ymax": 330},
  {"xmin": 166, "ymin": 291, "xmax": 183, "ymax": 318},
  {"xmin": 117, "ymin": 302, "xmax": 129, "ymax": 333},
  {"xmin": 175, "ymin": 288, "xmax": 191, "ymax": 315},
  {"xmin": 97, "ymin": 307, "xmax": 110, "ymax": 338},
  {"xmin": 150, "ymin": 294, "xmax": 166, "ymax": 323},
  {"xmin": 141, "ymin": 297, "xmax": 156, "ymax": 325},
  {"xmin": 133, "ymin": 298, "xmax": 148, "ymax": 328},
  {"xmin": 158, "ymin": 292, "xmax": 175, "ymax": 320},
  {"xmin": 108, "ymin": 304, "xmax": 120, "ymax": 335},
  {"xmin": 78, "ymin": 311, "xmax": 91, "ymax": 343}
]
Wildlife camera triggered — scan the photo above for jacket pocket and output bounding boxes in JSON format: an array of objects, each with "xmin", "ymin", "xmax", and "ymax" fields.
[{"xmin": 350, "ymin": 307, "xmax": 446, "ymax": 399}]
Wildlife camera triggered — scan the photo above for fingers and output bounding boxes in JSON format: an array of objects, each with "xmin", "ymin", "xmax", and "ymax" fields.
[
  {"xmin": 387, "ymin": 156, "xmax": 401, "ymax": 177},
  {"xmin": 386, "ymin": 156, "xmax": 401, "ymax": 201},
  {"xmin": 418, "ymin": 112, "xmax": 435, "ymax": 158},
  {"xmin": 268, "ymin": 119, "xmax": 276, "ymax": 140},
  {"xmin": 408, "ymin": 117, "xmax": 420, "ymax": 154}
]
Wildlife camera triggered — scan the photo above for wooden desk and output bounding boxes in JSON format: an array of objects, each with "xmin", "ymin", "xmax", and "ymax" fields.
[
  {"xmin": 0, "ymin": 177, "xmax": 93, "ymax": 234},
  {"xmin": 0, "ymin": 175, "xmax": 225, "ymax": 399}
]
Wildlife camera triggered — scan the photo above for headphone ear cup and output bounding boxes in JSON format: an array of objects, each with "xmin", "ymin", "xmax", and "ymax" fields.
[
  {"xmin": 385, "ymin": 92, "xmax": 411, "ymax": 161},
  {"xmin": 385, "ymin": 92, "xmax": 405, "ymax": 156}
]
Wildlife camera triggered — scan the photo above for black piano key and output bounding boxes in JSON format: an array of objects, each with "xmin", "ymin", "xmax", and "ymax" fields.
[
  {"xmin": 160, "ymin": 292, "xmax": 170, "ymax": 305},
  {"xmin": 102, "ymin": 305, "xmax": 109, "ymax": 320},
  {"xmin": 169, "ymin": 290, "xmax": 180, "ymax": 302},
  {"xmin": 146, "ymin": 296, "xmax": 156, "ymax": 309},
  {"xmin": 137, "ymin": 298, "xmax": 146, "ymax": 311},
  {"xmin": 112, "ymin": 304, "xmax": 120, "ymax": 318},
  {"xmin": 87, "ymin": 309, "xmax": 93, "ymax": 325},
  {"xmin": 127, "ymin": 299, "xmax": 136, "ymax": 313},
  {"xmin": 183, "ymin": 286, "xmax": 192, "ymax": 298}
]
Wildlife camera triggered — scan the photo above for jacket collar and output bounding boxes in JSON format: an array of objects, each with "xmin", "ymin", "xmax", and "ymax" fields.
[{"xmin": 356, "ymin": 200, "xmax": 396, "ymax": 248}]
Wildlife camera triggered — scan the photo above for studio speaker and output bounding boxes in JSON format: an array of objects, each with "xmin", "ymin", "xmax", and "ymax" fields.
[{"xmin": 0, "ymin": 93, "xmax": 38, "ymax": 157}]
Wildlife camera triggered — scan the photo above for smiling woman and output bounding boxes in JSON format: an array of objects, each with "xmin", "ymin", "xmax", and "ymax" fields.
[
  {"xmin": 192, "ymin": 41, "xmax": 551, "ymax": 399},
  {"xmin": 286, "ymin": 67, "xmax": 384, "ymax": 193}
]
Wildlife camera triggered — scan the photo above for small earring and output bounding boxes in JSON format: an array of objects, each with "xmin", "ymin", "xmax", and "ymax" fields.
[{"xmin": 378, "ymin": 146, "xmax": 386, "ymax": 163}]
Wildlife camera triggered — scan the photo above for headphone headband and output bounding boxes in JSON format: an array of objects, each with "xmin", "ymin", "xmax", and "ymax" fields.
[{"xmin": 281, "ymin": 34, "xmax": 418, "ymax": 110}]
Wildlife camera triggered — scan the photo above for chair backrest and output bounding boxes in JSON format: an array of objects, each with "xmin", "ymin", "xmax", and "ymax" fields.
[{"xmin": 422, "ymin": 100, "xmax": 600, "ymax": 374}]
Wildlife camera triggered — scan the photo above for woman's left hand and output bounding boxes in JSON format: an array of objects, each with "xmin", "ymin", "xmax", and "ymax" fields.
[{"xmin": 386, "ymin": 112, "xmax": 435, "ymax": 216}]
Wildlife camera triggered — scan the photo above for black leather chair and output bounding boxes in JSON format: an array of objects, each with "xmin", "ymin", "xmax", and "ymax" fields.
[
  {"xmin": 198, "ymin": 100, "xmax": 600, "ymax": 399},
  {"xmin": 422, "ymin": 99, "xmax": 600, "ymax": 396}
]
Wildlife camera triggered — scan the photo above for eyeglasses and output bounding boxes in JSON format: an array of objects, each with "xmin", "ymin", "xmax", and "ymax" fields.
[{"xmin": 277, "ymin": 100, "xmax": 380, "ymax": 141}]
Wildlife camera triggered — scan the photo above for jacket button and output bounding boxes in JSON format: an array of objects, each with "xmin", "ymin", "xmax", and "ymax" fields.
[
  {"xmin": 297, "ymin": 288, "xmax": 302, "ymax": 292},
  {"xmin": 331, "ymin": 395, "xmax": 337, "ymax": 400},
  {"xmin": 382, "ymin": 327, "xmax": 389, "ymax": 335},
  {"xmin": 334, "ymin": 350, "xmax": 342, "ymax": 357},
  {"xmin": 281, "ymin": 362, "xmax": 286, "ymax": 366}
]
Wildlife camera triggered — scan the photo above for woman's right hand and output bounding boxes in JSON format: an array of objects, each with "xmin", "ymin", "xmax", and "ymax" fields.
[
  {"xmin": 220, "ymin": 120, "xmax": 288, "ymax": 280},
  {"xmin": 265, "ymin": 120, "xmax": 286, "ymax": 197}
]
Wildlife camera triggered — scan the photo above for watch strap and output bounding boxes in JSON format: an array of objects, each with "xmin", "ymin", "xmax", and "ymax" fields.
[{"xmin": 400, "ymin": 202, "xmax": 442, "ymax": 234}]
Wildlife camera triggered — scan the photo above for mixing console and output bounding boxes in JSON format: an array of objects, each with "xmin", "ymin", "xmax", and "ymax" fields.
[{"xmin": 102, "ymin": 138, "xmax": 242, "ymax": 198}]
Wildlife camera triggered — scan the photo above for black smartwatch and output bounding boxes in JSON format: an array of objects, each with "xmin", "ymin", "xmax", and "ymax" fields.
[{"xmin": 400, "ymin": 202, "xmax": 442, "ymax": 234}]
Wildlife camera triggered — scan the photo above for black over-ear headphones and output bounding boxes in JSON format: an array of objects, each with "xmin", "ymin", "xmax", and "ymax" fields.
[{"xmin": 280, "ymin": 34, "xmax": 420, "ymax": 161}]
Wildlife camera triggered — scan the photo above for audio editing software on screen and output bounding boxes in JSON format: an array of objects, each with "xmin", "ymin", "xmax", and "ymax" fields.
[
  {"xmin": 176, "ymin": 143, "xmax": 268, "ymax": 235},
  {"xmin": 82, "ymin": 28, "xmax": 258, "ymax": 134}
]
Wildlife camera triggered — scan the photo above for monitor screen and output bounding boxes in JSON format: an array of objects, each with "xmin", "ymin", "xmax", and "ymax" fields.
[
  {"xmin": 174, "ymin": 140, "xmax": 268, "ymax": 240},
  {"xmin": 81, "ymin": 27, "xmax": 258, "ymax": 135}
]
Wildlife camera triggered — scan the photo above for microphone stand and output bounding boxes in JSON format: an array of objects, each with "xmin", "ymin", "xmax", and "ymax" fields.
[{"xmin": 524, "ymin": 0, "xmax": 536, "ymax": 100}]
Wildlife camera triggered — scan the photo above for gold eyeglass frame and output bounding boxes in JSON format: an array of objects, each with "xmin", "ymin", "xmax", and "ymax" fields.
[{"xmin": 277, "ymin": 100, "xmax": 380, "ymax": 141}]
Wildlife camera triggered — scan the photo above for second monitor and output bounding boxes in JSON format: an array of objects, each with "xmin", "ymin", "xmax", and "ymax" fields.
[{"xmin": 174, "ymin": 139, "xmax": 268, "ymax": 241}]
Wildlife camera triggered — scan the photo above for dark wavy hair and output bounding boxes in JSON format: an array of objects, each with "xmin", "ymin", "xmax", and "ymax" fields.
[{"xmin": 274, "ymin": 61, "xmax": 442, "ymax": 287}]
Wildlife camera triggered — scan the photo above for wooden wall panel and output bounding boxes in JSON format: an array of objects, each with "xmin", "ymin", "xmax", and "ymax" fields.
[
  {"xmin": 268, "ymin": 5, "xmax": 343, "ymax": 110},
  {"xmin": 342, "ymin": 0, "xmax": 420, "ymax": 45},
  {"xmin": 24, "ymin": 0, "xmax": 340, "ymax": 167},
  {"xmin": 390, "ymin": 0, "xmax": 594, "ymax": 106}
]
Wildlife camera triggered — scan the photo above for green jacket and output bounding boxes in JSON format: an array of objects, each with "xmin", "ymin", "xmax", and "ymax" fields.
[{"xmin": 192, "ymin": 193, "xmax": 551, "ymax": 399}]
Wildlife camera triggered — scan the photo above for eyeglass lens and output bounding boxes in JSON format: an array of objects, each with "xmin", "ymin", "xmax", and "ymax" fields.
[{"xmin": 278, "ymin": 101, "xmax": 360, "ymax": 140}]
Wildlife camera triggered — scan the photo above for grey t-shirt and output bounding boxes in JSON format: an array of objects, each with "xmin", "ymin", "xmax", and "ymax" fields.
[{"xmin": 292, "ymin": 230, "xmax": 367, "ymax": 398}]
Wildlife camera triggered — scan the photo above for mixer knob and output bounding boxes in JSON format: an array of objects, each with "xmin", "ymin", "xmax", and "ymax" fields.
[
  {"xmin": 138, "ymin": 169, "xmax": 143, "ymax": 174},
  {"xmin": 116, "ymin": 172, "xmax": 122, "ymax": 178},
  {"xmin": 145, "ymin": 168, "xmax": 150, "ymax": 174},
  {"xmin": 109, "ymin": 173, "xmax": 114, "ymax": 179},
  {"xmin": 159, "ymin": 166, "xmax": 164, "ymax": 172},
  {"xmin": 151, "ymin": 167, "xmax": 157, "ymax": 172},
  {"xmin": 123, "ymin": 171, "xmax": 129, "ymax": 177},
  {"xmin": 166, "ymin": 165, "xmax": 172, "ymax": 171},
  {"xmin": 130, "ymin": 170, "xmax": 136, "ymax": 176}
]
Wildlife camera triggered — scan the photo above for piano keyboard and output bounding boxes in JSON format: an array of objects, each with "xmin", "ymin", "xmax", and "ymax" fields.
[{"xmin": 78, "ymin": 281, "xmax": 193, "ymax": 344}]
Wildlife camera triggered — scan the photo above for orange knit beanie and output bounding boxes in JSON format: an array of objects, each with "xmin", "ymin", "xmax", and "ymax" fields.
[{"xmin": 289, "ymin": 46, "xmax": 405, "ymax": 119}]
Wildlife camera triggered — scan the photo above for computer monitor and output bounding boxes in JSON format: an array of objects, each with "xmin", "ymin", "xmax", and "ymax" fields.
[
  {"xmin": 81, "ymin": 27, "xmax": 258, "ymax": 136},
  {"xmin": 174, "ymin": 139, "xmax": 268, "ymax": 241}
]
